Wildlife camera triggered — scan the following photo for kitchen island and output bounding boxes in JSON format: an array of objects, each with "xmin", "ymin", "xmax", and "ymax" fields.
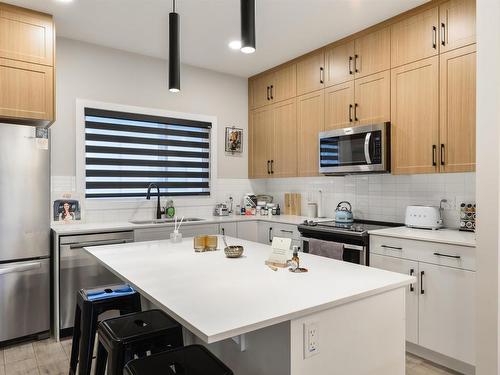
[{"xmin": 85, "ymin": 237, "xmax": 413, "ymax": 375}]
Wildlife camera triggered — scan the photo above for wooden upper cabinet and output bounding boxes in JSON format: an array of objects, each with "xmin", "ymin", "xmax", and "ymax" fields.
[
  {"xmin": 439, "ymin": 0, "xmax": 476, "ymax": 53},
  {"xmin": 249, "ymin": 106, "xmax": 274, "ymax": 178},
  {"xmin": 439, "ymin": 45, "xmax": 476, "ymax": 173},
  {"xmin": 272, "ymin": 99, "xmax": 297, "ymax": 178},
  {"xmin": 249, "ymin": 64, "xmax": 296, "ymax": 109},
  {"xmin": 0, "ymin": 58, "xmax": 53, "ymax": 121},
  {"xmin": 391, "ymin": 56, "xmax": 439, "ymax": 175},
  {"xmin": 250, "ymin": 72, "xmax": 273, "ymax": 109},
  {"xmin": 391, "ymin": 7, "xmax": 439, "ymax": 68},
  {"xmin": 272, "ymin": 64, "xmax": 296, "ymax": 103},
  {"xmin": 354, "ymin": 27, "xmax": 391, "ymax": 79},
  {"xmin": 0, "ymin": 4, "xmax": 54, "ymax": 66},
  {"xmin": 297, "ymin": 90, "xmax": 324, "ymax": 177},
  {"xmin": 354, "ymin": 70, "xmax": 390, "ymax": 126},
  {"xmin": 296, "ymin": 51, "xmax": 324, "ymax": 96},
  {"xmin": 324, "ymin": 41, "xmax": 355, "ymax": 87},
  {"xmin": 324, "ymin": 81, "xmax": 354, "ymax": 131}
]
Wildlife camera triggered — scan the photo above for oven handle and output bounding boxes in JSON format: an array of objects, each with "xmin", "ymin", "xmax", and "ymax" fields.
[
  {"xmin": 300, "ymin": 237, "xmax": 365, "ymax": 251},
  {"xmin": 364, "ymin": 132, "xmax": 372, "ymax": 165}
]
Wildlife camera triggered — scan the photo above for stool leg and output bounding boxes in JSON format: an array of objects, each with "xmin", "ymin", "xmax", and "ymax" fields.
[
  {"xmin": 107, "ymin": 346, "xmax": 125, "ymax": 375},
  {"xmin": 69, "ymin": 303, "xmax": 82, "ymax": 375},
  {"xmin": 94, "ymin": 341, "xmax": 108, "ymax": 375},
  {"xmin": 77, "ymin": 305, "xmax": 98, "ymax": 375}
]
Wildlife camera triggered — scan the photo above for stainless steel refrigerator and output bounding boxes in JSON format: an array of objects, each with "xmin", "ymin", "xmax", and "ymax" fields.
[{"xmin": 0, "ymin": 124, "xmax": 50, "ymax": 343}]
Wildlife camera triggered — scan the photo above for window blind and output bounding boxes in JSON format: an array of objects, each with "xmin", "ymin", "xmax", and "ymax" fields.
[{"xmin": 84, "ymin": 108, "xmax": 211, "ymax": 199}]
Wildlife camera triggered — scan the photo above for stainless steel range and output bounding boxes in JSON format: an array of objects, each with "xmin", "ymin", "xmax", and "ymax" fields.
[{"xmin": 298, "ymin": 220, "xmax": 398, "ymax": 266}]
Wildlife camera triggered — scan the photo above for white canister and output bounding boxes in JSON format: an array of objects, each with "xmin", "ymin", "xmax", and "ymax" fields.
[{"xmin": 306, "ymin": 203, "xmax": 318, "ymax": 218}]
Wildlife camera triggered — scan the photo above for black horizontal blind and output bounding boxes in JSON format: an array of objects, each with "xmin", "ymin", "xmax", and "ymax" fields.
[{"xmin": 84, "ymin": 108, "xmax": 211, "ymax": 199}]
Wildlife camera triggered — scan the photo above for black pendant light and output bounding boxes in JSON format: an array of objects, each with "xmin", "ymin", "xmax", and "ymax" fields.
[
  {"xmin": 240, "ymin": 0, "xmax": 256, "ymax": 54},
  {"xmin": 169, "ymin": 0, "xmax": 180, "ymax": 92}
]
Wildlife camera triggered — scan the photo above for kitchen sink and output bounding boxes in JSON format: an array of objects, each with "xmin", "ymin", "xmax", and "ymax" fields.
[{"xmin": 129, "ymin": 218, "xmax": 204, "ymax": 225}]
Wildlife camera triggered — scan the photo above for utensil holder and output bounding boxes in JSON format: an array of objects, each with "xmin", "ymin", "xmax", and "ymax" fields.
[{"xmin": 170, "ymin": 231, "xmax": 182, "ymax": 243}]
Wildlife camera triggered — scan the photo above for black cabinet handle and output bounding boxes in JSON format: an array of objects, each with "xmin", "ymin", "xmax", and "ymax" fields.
[
  {"xmin": 221, "ymin": 228, "xmax": 225, "ymax": 235},
  {"xmin": 280, "ymin": 229, "xmax": 294, "ymax": 234},
  {"xmin": 349, "ymin": 104, "xmax": 353, "ymax": 122},
  {"xmin": 267, "ymin": 160, "xmax": 270, "ymax": 174},
  {"xmin": 441, "ymin": 22, "xmax": 446, "ymax": 46},
  {"xmin": 268, "ymin": 227, "xmax": 273, "ymax": 243},
  {"xmin": 266, "ymin": 86, "xmax": 270, "ymax": 101},
  {"xmin": 432, "ymin": 26, "xmax": 437, "ymax": 49},
  {"xmin": 354, "ymin": 103, "xmax": 359, "ymax": 121},
  {"xmin": 409, "ymin": 269, "xmax": 415, "ymax": 292},
  {"xmin": 420, "ymin": 271, "xmax": 425, "ymax": 294},
  {"xmin": 270, "ymin": 160, "xmax": 274, "ymax": 174},
  {"xmin": 270, "ymin": 85, "xmax": 274, "ymax": 100},
  {"xmin": 381, "ymin": 245, "xmax": 403, "ymax": 251},
  {"xmin": 440, "ymin": 144, "xmax": 445, "ymax": 166},
  {"xmin": 320, "ymin": 67, "xmax": 324, "ymax": 84},
  {"xmin": 354, "ymin": 54, "xmax": 359, "ymax": 73},
  {"xmin": 433, "ymin": 252, "xmax": 461, "ymax": 259},
  {"xmin": 349, "ymin": 56, "xmax": 353, "ymax": 75},
  {"xmin": 432, "ymin": 145, "xmax": 437, "ymax": 166}
]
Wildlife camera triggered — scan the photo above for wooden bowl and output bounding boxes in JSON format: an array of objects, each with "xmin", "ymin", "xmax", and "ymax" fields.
[{"xmin": 224, "ymin": 245, "xmax": 244, "ymax": 258}]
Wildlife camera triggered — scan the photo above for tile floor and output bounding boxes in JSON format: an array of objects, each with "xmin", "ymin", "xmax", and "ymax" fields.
[{"xmin": 0, "ymin": 338, "xmax": 461, "ymax": 375}]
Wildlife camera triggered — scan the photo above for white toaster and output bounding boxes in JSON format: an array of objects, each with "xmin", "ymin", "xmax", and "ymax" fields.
[{"xmin": 405, "ymin": 205, "xmax": 443, "ymax": 230}]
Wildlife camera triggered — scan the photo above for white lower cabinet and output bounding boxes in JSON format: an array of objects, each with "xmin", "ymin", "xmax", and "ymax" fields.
[
  {"xmin": 236, "ymin": 221, "xmax": 259, "ymax": 242},
  {"xmin": 134, "ymin": 223, "xmax": 219, "ymax": 242},
  {"xmin": 370, "ymin": 235, "xmax": 475, "ymax": 366},
  {"xmin": 370, "ymin": 254, "xmax": 419, "ymax": 345},
  {"xmin": 219, "ymin": 222, "xmax": 238, "ymax": 237},
  {"xmin": 258, "ymin": 222, "xmax": 274, "ymax": 244},
  {"xmin": 418, "ymin": 262, "xmax": 475, "ymax": 365}
]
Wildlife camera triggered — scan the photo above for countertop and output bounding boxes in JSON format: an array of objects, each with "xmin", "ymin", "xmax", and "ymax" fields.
[
  {"xmin": 51, "ymin": 214, "xmax": 326, "ymax": 236},
  {"xmin": 84, "ymin": 237, "xmax": 413, "ymax": 343},
  {"xmin": 369, "ymin": 226, "xmax": 476, "ymax": 247}
]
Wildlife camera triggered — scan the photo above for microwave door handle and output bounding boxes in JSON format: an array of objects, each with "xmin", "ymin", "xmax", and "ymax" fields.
[{"xmin": 364, "ymin": 132, "xmax": 372, "ymax": 164}]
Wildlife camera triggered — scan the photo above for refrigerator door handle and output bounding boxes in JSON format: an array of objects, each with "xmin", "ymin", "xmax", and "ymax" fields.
[{"xmin": 0, "ymin": 261, "xmax": 42, "ymax": 276}]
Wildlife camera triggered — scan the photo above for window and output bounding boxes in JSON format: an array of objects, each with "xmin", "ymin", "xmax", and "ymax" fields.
[{"xmin": 84, "ymin": 108, "xmax": 211, "ymax": 199}]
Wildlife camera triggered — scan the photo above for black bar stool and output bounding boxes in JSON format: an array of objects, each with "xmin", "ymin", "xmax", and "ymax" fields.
[
  {"xmin": 68, "ymin": 284, "xmax": 141, "ymax": 375},
  {"xmin": 124, "ymin": 345, "xmax": 233, "ymax": 375},
  {"xmin": 94, "ymin": 309, "xmax": 184, "ymax": 375}
]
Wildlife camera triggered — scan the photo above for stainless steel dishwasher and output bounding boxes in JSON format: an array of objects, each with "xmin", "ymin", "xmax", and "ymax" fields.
[{"xmin": 58, "ymin": 231, "xmax": 134, "ymax": 335}]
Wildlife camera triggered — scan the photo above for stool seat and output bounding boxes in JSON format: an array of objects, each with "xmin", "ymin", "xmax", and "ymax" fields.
[
  {"xmin": 124, "ymin": 345, "xmax": 233, "ymax": 375},
  {"xmin": 101, "ymin": 309, "xmax": 180, "ymax": 343},
  {"xmin": 95, "ymin": 309, "xmax": 183, "ymax": 375},
  {"xmin": 68, "ymin": 284, "xmax": 141, "ymax": 375}
]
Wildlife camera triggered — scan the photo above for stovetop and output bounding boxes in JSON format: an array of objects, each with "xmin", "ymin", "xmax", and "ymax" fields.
[{"xmin": 298, "ymin": 220, "xmax": 394, "ymax": 236}]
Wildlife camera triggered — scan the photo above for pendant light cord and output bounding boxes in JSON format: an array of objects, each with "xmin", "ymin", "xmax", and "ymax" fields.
[{"xmin": 173, "ymin": 0, "xmax": 176, "ymax": 13}]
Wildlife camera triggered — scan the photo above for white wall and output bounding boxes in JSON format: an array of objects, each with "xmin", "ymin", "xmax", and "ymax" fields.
[
  {"xmin": 51, "ymin": 37, "xmax": 248, "ymax": 179},
  {"xmin": 476, "ymin": 1, "xmax": 500, "ymax": 373}
]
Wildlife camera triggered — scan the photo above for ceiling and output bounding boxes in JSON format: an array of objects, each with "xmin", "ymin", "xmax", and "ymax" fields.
[{"xmin": 6, "ymin": 0, "xmax": 429, "ymax": 77}]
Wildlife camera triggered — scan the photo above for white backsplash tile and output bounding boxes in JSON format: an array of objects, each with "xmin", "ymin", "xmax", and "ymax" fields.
[
  {"xmin": 66, "ymin": 173, "xmax": 475, "ymax": 229},
  {"xmin": 265, "ymin": 172, "xmax": 476, "ymax": 228}
]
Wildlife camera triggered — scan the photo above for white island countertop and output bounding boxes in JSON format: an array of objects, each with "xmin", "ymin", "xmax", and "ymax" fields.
[
  {"xmin": 85, "ymin": 237, "xmax": 413, "ymax": 343},
  {"xmin": 369, "ymin": 226, "xmax": 476, "ymax": 247}
]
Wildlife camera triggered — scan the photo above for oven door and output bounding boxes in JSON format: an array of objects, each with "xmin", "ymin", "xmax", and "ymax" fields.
[
  {"xmin": 301, "ymin": 237, "xmax": 367, "ymax": 265},
  {"xmin": 319, "ymin": 123, "xmax": 389, "ymax": 175}
]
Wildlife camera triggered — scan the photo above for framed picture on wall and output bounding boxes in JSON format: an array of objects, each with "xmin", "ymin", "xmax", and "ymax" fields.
[{"xmin": 225, "ymin": 127, "xmax": 243, "ymax": 153}]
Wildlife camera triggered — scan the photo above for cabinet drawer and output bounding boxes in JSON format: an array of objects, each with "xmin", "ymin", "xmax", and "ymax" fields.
[
  {"xmin": 219, "ymin": 222, "xmax": 237, "ymax": 238},
  {"xmin": 271, "ymin": 222, "xmax": 301, "ymax": 240},
  {"xmin": 370, "ymin": 235, "xmax": 475, "ymax": 271}
]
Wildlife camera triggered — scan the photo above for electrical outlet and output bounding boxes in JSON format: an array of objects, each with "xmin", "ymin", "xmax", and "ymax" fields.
[{"xmin": 303, "ymin": 322, "xmax": 320, "ymax": 358}]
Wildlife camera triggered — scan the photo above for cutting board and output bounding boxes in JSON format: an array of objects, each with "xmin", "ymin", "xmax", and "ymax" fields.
[{"xmin": 284, "ymin": 193, "xmax": 301, "ymax": 216}]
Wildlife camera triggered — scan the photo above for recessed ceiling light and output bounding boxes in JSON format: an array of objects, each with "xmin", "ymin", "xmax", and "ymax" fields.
[
  {"xmin": 56, "ymin": 0, "xmax": 73, "ymax": 3},
  {"xmin": 228, "ymin": 40, "xmax": 242, "ymax": 50}
]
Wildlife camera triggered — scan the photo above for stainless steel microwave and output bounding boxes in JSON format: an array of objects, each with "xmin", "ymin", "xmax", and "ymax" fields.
[{"xmin": 319, "ymin": 123, "xmax": 390, "ymax": 175}]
